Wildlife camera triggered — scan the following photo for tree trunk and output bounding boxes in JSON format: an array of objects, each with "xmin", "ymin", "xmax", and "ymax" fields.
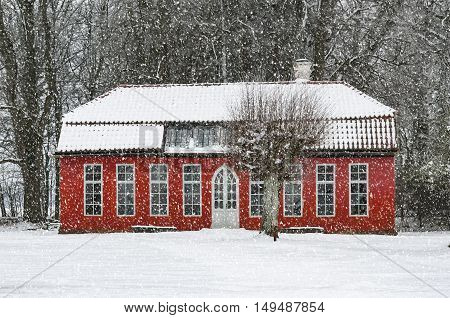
[
  {"xmin": 220, "ymin": 0, "xmax": 227, "ymax": 82},
  {"xmin": 311, "ymin": 0, "xmax": 336, "ymax": 81},
  {"xmin": 21, "ymin": 139, "xmax": 45, "ymax": 222},
  {"xmin": 7, "ymin": 188, "xmax": 16, "ymax": 218},
  {"xmin": 0, "ymin": 183, "xmax": 7, "ymax": 217},
  {"xmin": 262, "ymin": 173, "xmax": 281, "ymax": 240}
]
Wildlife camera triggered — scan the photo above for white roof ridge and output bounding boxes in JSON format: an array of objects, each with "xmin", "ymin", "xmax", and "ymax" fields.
[
  {"xmin": 64, "ymin": 114, "xmax": 396, "ymax": 126},
  {"xmin": 116, "ymin": 80, "xmax": 346, "ymax": 88}
]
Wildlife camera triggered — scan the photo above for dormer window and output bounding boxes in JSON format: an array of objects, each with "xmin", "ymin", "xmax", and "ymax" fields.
[{"xmin": 165, "ymin": 125, "xmax": 229, "ymax": 148}]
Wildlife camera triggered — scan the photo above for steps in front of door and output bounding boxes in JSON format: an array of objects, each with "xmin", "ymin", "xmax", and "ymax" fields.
[
  {"xmin": 281, "ymin": 227, "xmax": 325, "ymax": 234},
  {"xmin": 131, "ymin": 225, "xmax": 177, "ymax": 233}
]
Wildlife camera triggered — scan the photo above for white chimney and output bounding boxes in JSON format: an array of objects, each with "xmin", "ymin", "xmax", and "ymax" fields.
[{"xmin": 294, "ymin": 59, "xmax": 312, "ymax": 81}]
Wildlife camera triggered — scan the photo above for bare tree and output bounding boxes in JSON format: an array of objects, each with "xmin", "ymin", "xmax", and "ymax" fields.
[
  {"xmin": 228, "ymin": 84, "xmax": 329, "ymax": 240},
  {"xmin": 0, "ymin": 183, "xmax": 6, "ymax": 217}
]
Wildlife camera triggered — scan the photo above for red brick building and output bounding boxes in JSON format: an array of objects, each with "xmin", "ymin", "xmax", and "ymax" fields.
[{"xmin": 56, "ymin": 80, "xmax": 397, "ymax": 234}]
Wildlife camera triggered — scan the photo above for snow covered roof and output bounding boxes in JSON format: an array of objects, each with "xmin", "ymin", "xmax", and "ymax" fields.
[
  {"xmin": 56, "ymin": 81, "xmax": 397, "ymax": 154},
  {"xmin": 317, "ymin": 117, "xmax": 396, "ymax": 151},
  {"xmin": 57, "ymin": 124, "xmax": 164, "ymax": 153},
  {"xmin": 62, "ymin": 81, "xmax": 395, "ymax": 124}
]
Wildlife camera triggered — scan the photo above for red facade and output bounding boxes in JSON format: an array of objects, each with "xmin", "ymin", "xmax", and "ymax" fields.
[{"xmin": 59, "ymin": 155, "xmax": 396, "ymax": 234}]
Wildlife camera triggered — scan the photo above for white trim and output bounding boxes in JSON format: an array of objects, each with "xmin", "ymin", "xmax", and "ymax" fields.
[
  {"xmin": 83, "ymin": 163, "xmax": 103, "ymax": 217},
  {"xmin": 116, "ymin": 163, "xmax": 136, "ymax": 217},
  {"xmin": 248, "ymin": 178, "xmax": 264, "ymax": 218},
  {"xmin": 316, "ymin": 163, "xmax": 336, "ymax": 217},
  {"xmin": 211, "ymin": 164, "xmax": 240, "ymax": 228},
  {"xmin": 283, "ymin": 164, "xmax": 303, "ymax": 217},
  {"xmin": 149, "ymin": 163, "xmax": 169, "ymax": 217},
  {"xmin": 182, "ymin": 163, "xmax": 202, "ymax": 217},
  {"xmin": 348, "ymin": 163, "xmax": 370, "ymax": 217}
]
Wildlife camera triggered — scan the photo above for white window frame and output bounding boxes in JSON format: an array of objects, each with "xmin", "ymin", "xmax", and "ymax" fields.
[
  {"xmin": 349, "ymin": 163, "xmax": 369, "ymax": 217},
  {"xmin": 283, "ymin": 164, "xmax": 303, "ymax": 217},
  {"xmin": 182, "ymin": 164, "xmax": 202, "ymax": 217},
  {"xmin": 249, "ymin": 179, "xmax": 264, "ymax": 218},
  {"xmin": 116, "ymin": 163, "xmax": 136, "ymax": 217},
  {"xmin": 316, "ymin": 163, "xmax": 336, "ymax": 217},
  {"xmin": 84, "ymin": 163, "xmax": 103, "ymax": 216},
  {"xmin": 150, "ymin": 163, "xmax": 169, "ymax": 216}
]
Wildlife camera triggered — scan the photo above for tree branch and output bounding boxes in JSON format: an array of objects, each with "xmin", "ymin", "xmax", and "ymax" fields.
[{"xmin": 0, "ymin": 158, "xmax": 21, "ymax": 165}]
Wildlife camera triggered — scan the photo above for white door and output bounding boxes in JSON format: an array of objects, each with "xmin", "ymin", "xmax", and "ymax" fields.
[{"xmin": 212, "ymin": 166, "xmax": 239, "ymax": 228}]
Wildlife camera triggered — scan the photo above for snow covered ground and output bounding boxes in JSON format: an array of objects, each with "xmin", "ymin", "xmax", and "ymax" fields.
[{"xmin": 0, "ymin": 228, "xmax": 449, "ymax": 298}]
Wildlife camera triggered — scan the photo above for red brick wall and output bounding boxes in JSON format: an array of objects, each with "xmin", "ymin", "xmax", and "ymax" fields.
[{"xmin": 59, "ymin": 155, "xmax": 395, "ymax": 234}]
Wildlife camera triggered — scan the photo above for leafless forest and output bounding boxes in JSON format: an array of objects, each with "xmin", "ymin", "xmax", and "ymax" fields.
[{"xmin": 0, "ymin": 0, "xmax": 449, "ymax": 229}]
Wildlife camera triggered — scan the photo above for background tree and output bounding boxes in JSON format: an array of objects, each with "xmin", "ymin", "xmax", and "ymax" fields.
[
  {"xmin": 228, "ymin": 84, "xmax": 328, "ymax": 239},
  {"xmin": 0, "ymin": 0, "xmax": 449, "ymax": 230}
]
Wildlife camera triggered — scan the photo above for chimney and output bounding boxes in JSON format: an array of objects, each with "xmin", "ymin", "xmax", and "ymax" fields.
[{"xmin": 294, "ymin": 59, "xmax": 312, "ymax": 81}]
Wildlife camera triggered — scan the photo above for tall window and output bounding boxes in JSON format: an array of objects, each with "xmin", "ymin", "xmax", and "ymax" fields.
[
  {"xmin": 284, "ymin": 165, "xmax": 302, "ymax": 216},
  {"xmin": 150, "ymin": 164, "xmax": 168, "ymax": 216},
  {"xmin": 350, "ymin": 164, "xmax": 368, "ymax": 216},
  {"xmin": 183, "ymin": 165, "xmax": 201, "ymax": 216},
  {"xmin": 317, "ymin": 164, "xmax": 335, "ymax": 216},
  {"xmin": 84, "ymin": 164, "xmax": 102, "ymax": 216},
  {"xmin": 250, "ymin": 176, "xmax": 264, "ymax": 217},
  {"xmin": 117, "ymin": 164, "xmax": 135, "ymax": 216}
]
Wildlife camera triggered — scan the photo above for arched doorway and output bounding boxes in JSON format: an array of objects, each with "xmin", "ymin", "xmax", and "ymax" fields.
[{"xmin": 212, "ymin": 166, "xmax": 239, "ymax": 228}]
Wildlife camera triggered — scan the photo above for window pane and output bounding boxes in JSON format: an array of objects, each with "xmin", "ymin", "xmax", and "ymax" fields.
[
  {"xmin": 184, "ymin": 166, "xmax": 192, "ymax": 174},
  {"xmin": 85, "ymin": 205, "xmax": 93, "ymax": 215},
  {"xmin": 325, "ymin": 173, "xmax": 333, "ymax": 181},
  {"xmin": 126, "ymin": 184, "xmax": 134, "ymax": 193},
  {"xmin": 126, "ymin": 193, "xmax": 134, "ymax": 205},
  {"xmin": 126, "ymin": 205, "xmax": 134, "ymax": 215},
  {"xmin": 326, "ymin": 184, "xmax": 333, "ymax": 194},
  {"xmin": 359, "ymin": 205, "xmax": 367, "ymax": 214},
  {"xmin": 351, "ymin": 194, "xmax": 359, "ymax": 205},
  {"xmin": 326, "ymin": 205, "xmax": 334, "ymax": 215},
  {"xmin": 318, "ymin": 195, "xmax": 325, "ymax": 205},
  {"xmin": 85, "ymin": 194, "xmax": 93, "ymax": 204},
  {"xmin": 93, "ymin": 184, "xmax": 101, "ymax": 193},
  {"xmin": 359, "ymin": 183, "xmax": 366, "ymax": 193},
  {"xmin": 93, "ymin": 194, "xmax": 101, "ymax": 204},
  {"xmin": 318, "ymin": 184, "xmax": 326, "ymax": 194},
  {"xmin": 359, "ymin": 195, "xmax": 367, "ymax": 205},
  {"xmin": 192, "ymin": 183, "xmax": 200, "ymax": 193},
  {"xmin": 86, "ymin": 184, "xmax": 93, "ymax": 193},
  {"xmin": 317, "ymin": 205, "xmax": 325, "ymax": 215}
]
